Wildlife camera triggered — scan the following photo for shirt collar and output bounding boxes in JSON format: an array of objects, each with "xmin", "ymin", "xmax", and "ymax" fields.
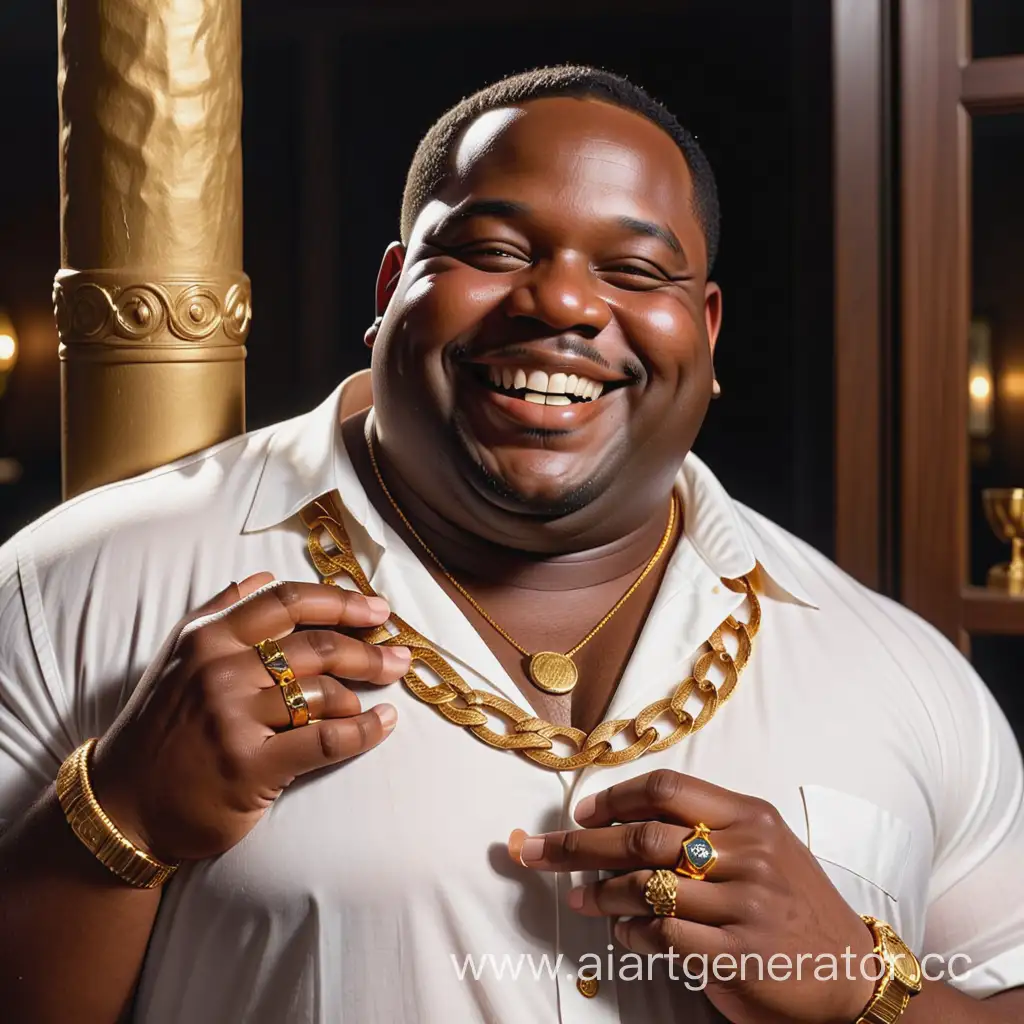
[
  {"xmin": 243, "ymin": 370, "xmax": 386, "ymax": 545},
  {"xmin": 242, "ymin": 368, "xmax": 816, "ymax": 608}
]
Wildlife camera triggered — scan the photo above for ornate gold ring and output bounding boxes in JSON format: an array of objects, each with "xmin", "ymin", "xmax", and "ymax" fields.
[
  {"xmin": 255, "ymin": 637, "xmax": 296, "ymax": 686},
  {"xmin": 278, "ymin": 678, "xmax": 311, "ymax": 729},
  {"xmin": 674, "ymin": 822, "xmax": 718, "ymax": 881},
  {"xmin": 643, "ymin": 869, "xmax": 678, "ymax": 917}
]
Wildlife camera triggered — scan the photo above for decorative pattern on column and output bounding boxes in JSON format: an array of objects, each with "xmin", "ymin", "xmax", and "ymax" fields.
[{"xmin": 56, "ymin": 0, "xmax": 247, "ymax": 498}]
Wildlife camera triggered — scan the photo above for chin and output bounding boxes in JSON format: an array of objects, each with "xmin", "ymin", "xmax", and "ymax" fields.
[{"xmin": 457, "ymin": 441, "xmax": 615, "ymax": 519}]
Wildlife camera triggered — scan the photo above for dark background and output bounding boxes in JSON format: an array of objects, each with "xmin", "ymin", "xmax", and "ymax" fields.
[{"xmin": 0, "ymin": 0, "xmax": 834, "ymax": 555}]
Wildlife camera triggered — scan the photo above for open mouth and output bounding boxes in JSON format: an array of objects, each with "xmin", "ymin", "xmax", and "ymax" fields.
[{"xmin": 470, "ymin": 364, "xmax": 631, "ymax": 406}]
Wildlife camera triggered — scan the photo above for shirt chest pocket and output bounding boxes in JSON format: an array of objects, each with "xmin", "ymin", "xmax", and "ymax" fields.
[{"xmin": 800, "ymin": 785, "xmax": 913, "ymax": 907}]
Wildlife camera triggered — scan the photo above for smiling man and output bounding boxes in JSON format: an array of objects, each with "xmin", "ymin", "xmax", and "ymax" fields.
[{"xmin": 1, "ymin": 66, "xmax": 1024, "ymax": 1024}]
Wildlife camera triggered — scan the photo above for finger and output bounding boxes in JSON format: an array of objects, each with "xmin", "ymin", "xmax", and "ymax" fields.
[
  {"xmin": 261, "ymin": 703, "xmax": 397, "ymax": 782},
  {"xmin": 574, "ymin": 769, "xmax": 743, "ymax": 830},
  {"xmin": 516, "ymin": 822, "xmax": 741, "ymax": 879},
  {"xmin": 242, "ymin": 630, "xmax": 411, "ymax": 688},
  {"xmin": 253, "ymin": 674, "xmax": 362, "ymax": 728},
  {"xmin": 614, "ymin": 917, "xmax": 730, "ymax": 962},
  {"xmin": 215, "ymin": 580, "xmax": 394, "ymax": 649},
  {"xmin": 238, "ymin": 571, "xmax": 275, "ymax": 598},
  {"xmin": 169, "ymin": 580, "xmax": 251, "ymax": 654},
  {"xmin": 568, "ymin": 871, "xmax": 738, "ymax": 926}
]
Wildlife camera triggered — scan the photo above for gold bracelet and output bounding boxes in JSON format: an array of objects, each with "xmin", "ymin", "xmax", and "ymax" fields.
[{"xmin": 56, "ymin": 739, "xmax": 179, "ymax": 889}]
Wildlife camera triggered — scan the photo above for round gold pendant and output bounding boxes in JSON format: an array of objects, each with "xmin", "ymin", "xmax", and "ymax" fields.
[{"xmin": 528, "ymin": 651, "xmax": 579, "ymax": 694}]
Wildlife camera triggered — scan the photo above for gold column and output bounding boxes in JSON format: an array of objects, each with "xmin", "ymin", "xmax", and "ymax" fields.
[{"xmin": 55, "ymin": 0, "xmax": 249, "ymax": 498}]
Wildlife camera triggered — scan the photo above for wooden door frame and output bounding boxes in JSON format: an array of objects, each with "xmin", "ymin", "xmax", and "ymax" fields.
[
  {"xmin": 899, "ymin": 0, "xmax": 1024, "ymax": 646},
  {"xmin": 833, "ymin": 0, "xmax": 896, "ymax": 594},
  {"xmin": 899, "ymin": 0, "xmax": 969, "ymax": 645}
]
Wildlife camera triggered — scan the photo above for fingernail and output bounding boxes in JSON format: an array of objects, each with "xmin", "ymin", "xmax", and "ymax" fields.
[
  {"xmin": 520, "ymin": 837, "xmax": 544, "ymax": 864},
  {"xmin": 366, "ymin": 596, "xmax": 390, "ymax": 617},
  {"xmin": 375, "ymin": 704, "xmax": 398, "ymax": 731},
  {"xmin": 567, "ymin": 886, "xmax": 585, "ymax": 911},
  {"xmin": 574, "ymin": 795, "xmax": 595, "ymax": 821},
  {"xmin": 508, "ymin": 829, "xmax": 527, "ymax": 865},
  {"xmin": 386, "ymin": 646, "xmax": 411, "ymax": 670}
]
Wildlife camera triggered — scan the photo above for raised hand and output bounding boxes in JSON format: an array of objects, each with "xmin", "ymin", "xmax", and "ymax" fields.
[{"xmin": 89, "ymin": 574, "xmax": 411, "ymax": 863}]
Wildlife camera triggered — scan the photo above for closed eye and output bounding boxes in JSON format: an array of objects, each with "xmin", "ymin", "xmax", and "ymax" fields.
[
  {"xmin": 430, "ymin": 240, "xmax": 530, "ymax": 271},
  {"xmin": 598, "ymin": 261, "xmax": 678, "ymax": 290}
]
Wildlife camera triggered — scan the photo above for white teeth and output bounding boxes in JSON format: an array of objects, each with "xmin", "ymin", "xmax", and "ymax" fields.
[
  {"xmin": 526, "ymin": 370, "xmax": 549, "ymax": 393},
  {"xmin": 483, "ymin": 364, "xmax": 608, "ymax": 402}
]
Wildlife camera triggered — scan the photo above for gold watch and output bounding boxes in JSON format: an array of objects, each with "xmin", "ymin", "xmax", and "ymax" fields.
[{"xmin": 855, "ymin": 916, "xmax": 923, "ymax": 1023}]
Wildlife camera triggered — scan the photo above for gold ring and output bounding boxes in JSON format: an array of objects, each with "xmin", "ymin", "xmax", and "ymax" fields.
[
  {"xmin": 675, "ymin": 822, "xmax": 718, "ymax": 881},
  {"xmin": 278, "ymin": 677, "xmax": 311, "ymax": 729},
  {"xmin": 255, "ymin": 637, "xmax": 296, "ymax": 686},
  {"xmin": 643, "ymin": 869, "xmax": 678, "ymax": 917}
]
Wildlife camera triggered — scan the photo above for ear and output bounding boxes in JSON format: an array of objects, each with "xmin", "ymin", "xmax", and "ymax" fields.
[
  {"xmin": 364, "ymin": 242, "xmax": 406, "ymax": 349},
  {"xmin": 704, "ymin": 281, "xmax": 723, "ymax": 360}
]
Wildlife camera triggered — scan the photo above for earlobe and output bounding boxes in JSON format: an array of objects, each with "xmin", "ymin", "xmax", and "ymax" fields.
[{"xmin": 364, "ymin": 315, "xmax": 384, "ymax": 349}]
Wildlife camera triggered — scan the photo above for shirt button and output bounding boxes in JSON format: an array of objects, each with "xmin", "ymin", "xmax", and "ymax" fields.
[{"xmin": 577, "ymin": 976, "xmax": 599, "ymax": 998}]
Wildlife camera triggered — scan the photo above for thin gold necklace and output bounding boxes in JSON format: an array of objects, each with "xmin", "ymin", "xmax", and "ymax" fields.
[{"xmin": 366, "ymin": 427, "xmax": 678, "ymax": 695}]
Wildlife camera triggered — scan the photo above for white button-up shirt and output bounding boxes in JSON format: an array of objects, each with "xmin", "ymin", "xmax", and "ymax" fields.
[{"xmin": 2, "ymin": 371, "xmax": 1023, "ymax": 1023}]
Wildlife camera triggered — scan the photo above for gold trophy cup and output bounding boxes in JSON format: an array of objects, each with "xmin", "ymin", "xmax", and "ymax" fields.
[{"xmin": 983, "ymin": 488, "xmax": 1024, "ymax": 596}]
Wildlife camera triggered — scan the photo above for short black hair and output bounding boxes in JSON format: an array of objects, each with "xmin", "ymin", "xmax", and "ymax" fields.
[{"xmin": 400, "ymin": 65, "xmax": 720, "ymax": 272}]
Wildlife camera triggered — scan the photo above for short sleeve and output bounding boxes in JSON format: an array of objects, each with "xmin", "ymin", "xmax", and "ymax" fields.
[
  {"xmin": 0, "ymin": 532, "xmax": 77, "ymax": 832},
  {"xmin": 921, "ymin": 629, "xmax": 1024, "ymax": 999}
]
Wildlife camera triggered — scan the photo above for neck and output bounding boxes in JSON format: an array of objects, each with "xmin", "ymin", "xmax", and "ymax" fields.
[{"xmin": 340, "ymin": 409, "xmax": 679, "ymax": 592}]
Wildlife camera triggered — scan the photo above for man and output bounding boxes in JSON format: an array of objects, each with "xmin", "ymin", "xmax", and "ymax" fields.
[{"xmin": 0, "ymin": 66, "xmax": 1022, "ymax": 1024}]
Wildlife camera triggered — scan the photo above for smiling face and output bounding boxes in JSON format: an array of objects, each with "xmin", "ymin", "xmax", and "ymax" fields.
[{"xmin": 369, "ymin": 96, "xmax": 722, "ymax": 550}]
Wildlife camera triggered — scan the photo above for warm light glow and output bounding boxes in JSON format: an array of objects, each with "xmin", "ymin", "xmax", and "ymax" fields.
[
  {"xmin": 0, "ymin": 310, "xmax": 17, "ymax": 374},
  {"xmin": 1003, "ymin": 371, "xmax": 1024, "ymax": 402},
  {"xmin": 970, "ymin": 373, "xmax": 992, "ymax": 400}
]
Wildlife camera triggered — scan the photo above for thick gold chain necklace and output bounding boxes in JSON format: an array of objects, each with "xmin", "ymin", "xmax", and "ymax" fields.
[
  {"xmin": 299, "ymin": 457, "xmax": 762, "ymax": 773},
  {"xmin": 365, "ymin": 429, "xmax": 676, "ymax": 695}
]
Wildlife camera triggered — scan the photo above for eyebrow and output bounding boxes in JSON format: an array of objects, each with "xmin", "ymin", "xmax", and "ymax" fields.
[
  {"xmin": 443, "ymin": 199, "xmax": 686, "ymax": 259},
  {"xmin": 448, "ymin": 198, "xmax": 531, "ymax": 223},
  {"xmin": 616, "ymin": 216, "xmax": 684, "ymax": 255}
]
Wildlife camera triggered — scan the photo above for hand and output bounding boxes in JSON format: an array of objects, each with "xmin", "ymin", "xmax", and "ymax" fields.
[
  {"xmin": 510, "ymin": 769, "xmax": 877, "ymax": 1024},
  {"xmin": 90, "ymin": 574, "xmax": 411, "ymax": 863}
]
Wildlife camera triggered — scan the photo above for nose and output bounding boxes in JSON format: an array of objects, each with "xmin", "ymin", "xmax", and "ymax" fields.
[{"xmin": 503, "ymin": 254, "xmax": 612, "ymax": 337}]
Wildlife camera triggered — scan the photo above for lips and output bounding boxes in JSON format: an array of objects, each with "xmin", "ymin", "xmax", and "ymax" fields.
[
  {"xmin": 454, "ymin": 357, "xmax": 633, "ymax": 437},
  {"xmin": 466, "ymin": 355, "xmax": 634, "ymax": 408}
]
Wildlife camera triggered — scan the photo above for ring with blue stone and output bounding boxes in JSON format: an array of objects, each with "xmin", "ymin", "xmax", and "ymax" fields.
[{"xmin": 674, "ymin": 822, "xmax": 718, "ymax": 881}]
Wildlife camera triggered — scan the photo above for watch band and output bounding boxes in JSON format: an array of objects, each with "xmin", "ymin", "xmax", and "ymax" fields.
[
  {"xmin": 855, "ymin": 916, "xmax": 920, "ymax": 1024},
  {"xmin": 56, "ymin": 738, "xmax": 179, "ymax": 889},
  {"xmin": 857, "ymin": 982, "xmax": 911, "ymax": 1024}
]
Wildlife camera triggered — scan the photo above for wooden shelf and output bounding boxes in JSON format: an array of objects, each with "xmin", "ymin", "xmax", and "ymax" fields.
[{"xmin": 962, "ymin": 587, "xmax": 1024, "ymax": 635}]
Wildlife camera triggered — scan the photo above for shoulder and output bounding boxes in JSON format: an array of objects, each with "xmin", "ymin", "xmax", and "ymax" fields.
[
  {"xmin": 15, "ymin": 423, "xmax": 277, "ymax": 564},
  {"xmin": 735, "ymin": 501, "xmax": 998, "ymax": 738},
  {"xmin": 0, "ymin": 418, "xmax": 282, "ymax": 689}
]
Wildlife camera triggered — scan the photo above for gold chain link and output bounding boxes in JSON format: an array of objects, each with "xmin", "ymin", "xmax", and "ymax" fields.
[{"xmin": 300, "ymin": 494, "xmax": 761, "ymax": 772}]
